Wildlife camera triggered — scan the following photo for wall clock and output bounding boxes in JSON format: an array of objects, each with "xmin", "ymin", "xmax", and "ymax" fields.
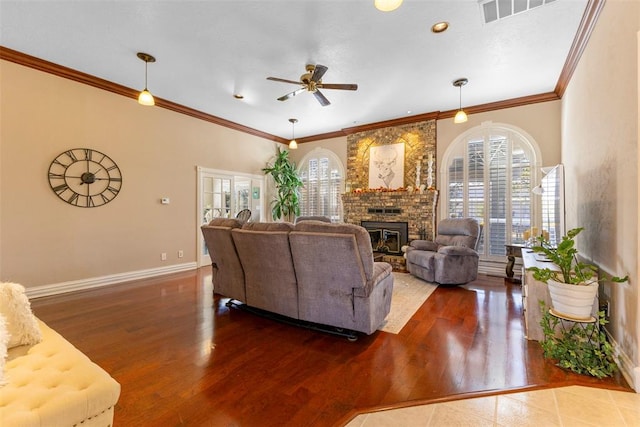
[{"xmin": 48, "ymin": 148, "xmax": 123, "ymax": 208}]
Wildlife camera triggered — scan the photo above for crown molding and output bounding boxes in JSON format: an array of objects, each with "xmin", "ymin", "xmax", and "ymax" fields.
[
  {"xmin": 554, "ymin": 0, "xmax": 605, "ymax": 97},
  {"xmin": 3, "ymin": 0, "xmax": 603, "ymax": 148},
  {"xmin": 0, "ymin": 46, "xmax": 288, "ymax": 144}
]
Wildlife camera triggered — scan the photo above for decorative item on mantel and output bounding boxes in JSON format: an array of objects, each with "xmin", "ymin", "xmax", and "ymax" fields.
[{"xmin": 427, "ymin": 152, "xmax": 434, "ymax": 190}]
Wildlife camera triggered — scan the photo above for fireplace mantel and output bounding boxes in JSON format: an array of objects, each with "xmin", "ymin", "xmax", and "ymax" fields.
[{"xmin": 342, "ymin": 190, "xmax": 438, "ymax": 241}]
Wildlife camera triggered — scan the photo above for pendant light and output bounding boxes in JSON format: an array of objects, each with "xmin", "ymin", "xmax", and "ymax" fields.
[
  {"xmin": 374, "ymin": 0, "xmax": 403, "ymax": 12},
  {"xmin": 288, "ymin": 118, "xmax": 298, "ymax": 149},
  {"xmin": 453, "ymin": 78, "xmax": 468, "ymax": 124},
  {"xmin": 137, "ymin": 52, "xmax": 156, "ymax": 106}
]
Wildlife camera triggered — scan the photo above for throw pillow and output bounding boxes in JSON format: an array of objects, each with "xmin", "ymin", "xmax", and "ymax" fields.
[
  {"xmin": 0, "ymin": 282, "xmax": 42, "ymax": 348},
  {"xmin": 0, "ymin": 314, "xmax": 8, "ymax": 386}
]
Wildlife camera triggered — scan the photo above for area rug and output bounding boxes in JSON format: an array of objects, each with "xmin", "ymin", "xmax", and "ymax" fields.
[{"xmin": 378, "ymin": 272, "xmax": 438, "ymax": 334}]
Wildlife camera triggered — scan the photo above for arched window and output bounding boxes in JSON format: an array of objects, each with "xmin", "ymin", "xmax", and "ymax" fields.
[
  {"xmin": 442, "ymin": 122, "xmax": 541, "ymax": 262},
  {"xmin": 297, "ymin": 148, "xmax": 345, "ymax": 222}
]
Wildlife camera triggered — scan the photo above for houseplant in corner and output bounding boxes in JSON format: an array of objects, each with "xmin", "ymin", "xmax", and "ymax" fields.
[
  {"xmin": 527, "ymin": 227, "xmax": 628, "ymax": 321},
  {"xmin": 262, "ymin": 147, "xmax": 304, "ymax": 222},
  {"xmin": 529, "ymin": 227, "xmax": 628, "ymax": 378}
]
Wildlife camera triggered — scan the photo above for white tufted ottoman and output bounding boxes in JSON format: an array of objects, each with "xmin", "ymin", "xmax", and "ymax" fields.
[{"xmin": 0, "ymin": 319, "xmax": 121, "ymax": 426}]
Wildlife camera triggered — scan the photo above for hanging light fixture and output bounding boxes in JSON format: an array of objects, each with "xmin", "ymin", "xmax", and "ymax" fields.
[
  {"xmin": 374, "ymin": 0, "xmax": 403, "ymax": 12},
  {"xmin": 453, "ymin": 78, "xmax": 468, "ymax": 124},
  {"xmin": 288, "ymin": 118, "xmax": 298, "ymax": 149},
  {"xmin": 137, "ymin": 52, "xmax": 156, "ymax": 106}
]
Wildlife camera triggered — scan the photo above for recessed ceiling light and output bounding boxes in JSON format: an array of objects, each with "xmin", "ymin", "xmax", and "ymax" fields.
[
  {"xmin": 431, "ymin": 21, "xmax": 449, "ymax": 33},
  {"xmin": 233, "ymin": 94, "xmax": 244, "ymax": 99}
]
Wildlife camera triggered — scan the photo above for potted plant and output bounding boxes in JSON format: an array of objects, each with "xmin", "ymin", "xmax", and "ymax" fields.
[
  {"xmin": 262, "ymin": 147, "xmax": 304, "ymax": 222},
  {"xmin": 539, "ymin": 301, "xmax": 618, "ymax": 378},
  {"xmin": 528, "ymin": 227, "xmax": 628, "ymax": 320}
]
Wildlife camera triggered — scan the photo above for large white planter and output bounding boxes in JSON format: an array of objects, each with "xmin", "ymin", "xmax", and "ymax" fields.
[{"xmin": 547, "ymin": 279, "xmax": 598, "ymax": 321}]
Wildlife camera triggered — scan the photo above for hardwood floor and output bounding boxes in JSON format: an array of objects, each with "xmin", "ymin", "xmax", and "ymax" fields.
[{"xmin": 30, "ymin": 268, "xmax": 631, "ymax": 426}]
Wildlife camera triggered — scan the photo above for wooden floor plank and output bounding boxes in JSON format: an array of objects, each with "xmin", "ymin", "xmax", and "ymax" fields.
[{"xmin": 30, "ymin": 268, "xmax": 631, "ymax": 426}]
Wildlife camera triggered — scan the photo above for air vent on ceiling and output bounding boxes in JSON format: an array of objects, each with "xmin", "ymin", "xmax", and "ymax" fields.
[{"xmin": 480, "ymin": 0, "xmax": 556, "ymax": 24}]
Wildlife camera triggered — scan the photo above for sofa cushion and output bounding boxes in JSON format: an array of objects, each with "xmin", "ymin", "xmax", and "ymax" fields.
[
  {"xmin": 406, "ymin": 250, "xmax": 436, "ymax": 270},
  {"xmin": 242, "ymin": 222, "xmax": 294, "ymax": 232},
  {"xmin": 208, "ymin": 218, "xmax": 243, "ymax": 228},
  {"xmin": 0, "ymin": 282, "xmax": 41, "ymax": 349},
  {"xmin": 293, "ymin": 221, "xmax": 374, "ymax": 280}
]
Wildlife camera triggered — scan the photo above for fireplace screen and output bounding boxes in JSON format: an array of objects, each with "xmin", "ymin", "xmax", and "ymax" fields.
[{"xmin": 361, "ymin": 221, "xmax": 408, "ymax": 255}]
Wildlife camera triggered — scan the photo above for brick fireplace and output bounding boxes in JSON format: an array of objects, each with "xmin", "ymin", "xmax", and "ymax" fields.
[
  {"xmin": 341, "ymin": 119, "xmax": 439, "ymax": 241},
  {"xmin": 343, "ymin": 191, "xmax": 438, "ymax": 242}
]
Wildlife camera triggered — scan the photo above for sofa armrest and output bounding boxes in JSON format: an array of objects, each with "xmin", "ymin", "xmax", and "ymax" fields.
[
  {"xmin": 410, "ymin": 240, "xmax": 439, "ymax": 251},
  {"xmin": 437, "ymin": 245, "xmax": 479, "ymax": 257},
  {"xmin": 355, "ymin": 262, "xmax": 392, "ymax": 298}
]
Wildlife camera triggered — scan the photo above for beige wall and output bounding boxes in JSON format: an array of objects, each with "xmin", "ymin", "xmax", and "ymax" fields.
[
  {"xmin": 437, "ymin": 101, "xmax": 562, "ymax": 168},
  {"xmin": 294, "ymin": 100, "xmax": 562, "ymax": 192},
  {"xmin": 290, "ymin": 136, "xmax": 348, "ymax": 169},
  {"xmin": 0, "ymin": 60, "xmax": 278, "ymax": 287},
  {"xmin": 561, "ymin": 0, "xmax": 639, "ymax": 389}
]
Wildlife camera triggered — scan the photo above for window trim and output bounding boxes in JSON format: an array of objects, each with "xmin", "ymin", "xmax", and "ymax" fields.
[{"xmin": 440, "ymin": 121, "xmax": 543, "ymax": 261}]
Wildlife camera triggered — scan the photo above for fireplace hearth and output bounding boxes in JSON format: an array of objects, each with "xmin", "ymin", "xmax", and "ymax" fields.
[{"xmin": 361, "ymin": 221, "xmax": 408, "ymax": 255}]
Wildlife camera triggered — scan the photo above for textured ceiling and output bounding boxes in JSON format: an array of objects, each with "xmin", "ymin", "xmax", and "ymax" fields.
[{"xmin": 0, "ymin": 0, "xmax": 588, "ymax": 139}]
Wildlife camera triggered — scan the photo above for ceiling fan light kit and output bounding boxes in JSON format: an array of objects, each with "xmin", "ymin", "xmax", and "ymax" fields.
[
  {"xmin": 453, "ymin": 77, "xmax": 469, "ymax": 124},
  {"xmin": 267, "ymin": 63, "xmax": 358, "ymax": 107},
  {"xmin": 374, "ymin": 0, "xmax": 403, "ymax": 12},
  {"xmin": 136, "ymin": 52, "xmax": 156, "ymax": 106}
]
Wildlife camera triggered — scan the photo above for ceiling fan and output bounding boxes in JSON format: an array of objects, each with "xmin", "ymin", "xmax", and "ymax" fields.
[{"xmin": 267, "ymin": 64, "xmax": 358, "ymax": 106}]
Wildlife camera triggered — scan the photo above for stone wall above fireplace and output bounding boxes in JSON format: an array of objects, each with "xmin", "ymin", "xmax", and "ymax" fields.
[{"xmin": 341, "ymin": 119, "xmax": 438, "ymax": 242}]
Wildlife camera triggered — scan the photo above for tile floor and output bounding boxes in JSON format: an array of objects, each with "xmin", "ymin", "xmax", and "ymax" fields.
[{"xmin": 345, "ymin": 386, "xmax": 640, "ymax": 426}]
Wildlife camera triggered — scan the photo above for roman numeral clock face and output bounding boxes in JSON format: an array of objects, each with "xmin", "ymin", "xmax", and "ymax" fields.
[{"xmin": 48, "ymin": 148, "xmax": 122, "ymax": 208}]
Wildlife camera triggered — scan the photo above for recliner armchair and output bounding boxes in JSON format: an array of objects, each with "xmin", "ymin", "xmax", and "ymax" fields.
[{"xmin": 405, "ymin": 218, "xmax": 480, "ymax": 285}]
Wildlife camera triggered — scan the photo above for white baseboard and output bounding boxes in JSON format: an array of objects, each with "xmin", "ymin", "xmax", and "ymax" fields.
[
  {"xmin": 605, "ymin": 329, "xmax": 640, "ymax": 392},
  {"xmin": 26, "ymin": 262, "xmax": 198, "ymax": 299}
]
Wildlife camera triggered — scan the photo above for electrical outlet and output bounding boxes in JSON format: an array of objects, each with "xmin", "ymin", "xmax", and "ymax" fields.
[
  {"xmin": 178, "ymin": 250, "xmax": 184, "ymax": 258},
  {"xmin": 161, "ymin": 253, "xmax": 167, "ymax": 261}
]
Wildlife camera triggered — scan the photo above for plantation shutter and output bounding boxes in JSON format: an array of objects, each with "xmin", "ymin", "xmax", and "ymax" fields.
[
  {"xmin": 299, "ymin": 149, "xmax": 344, "ymax": 221},
  {"xmin": 446, "ymin": 128, "xmax": 534, "ymax": 261}
]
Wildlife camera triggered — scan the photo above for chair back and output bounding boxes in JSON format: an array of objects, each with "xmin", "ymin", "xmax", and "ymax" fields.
[
  {"xmin": 435, "ymin": 218, "xmax": 480, "ymax": 249},
  {"xmin": 235, "ymin": 209, "xmax": 252, "ymax": 224}
]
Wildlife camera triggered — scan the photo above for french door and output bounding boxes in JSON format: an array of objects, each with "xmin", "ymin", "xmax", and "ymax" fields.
[{"xmin": 196, "ymin": 167, "xmax": 264, "ymax": 267}]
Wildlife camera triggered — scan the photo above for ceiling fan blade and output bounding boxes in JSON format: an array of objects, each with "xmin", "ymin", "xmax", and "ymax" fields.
[
  {"xmin": 319, "ymin": 83, "xmax": 358, "ymax": 91},
  {"xmin": 311, "ymin": 64, "xmax": 328, "ymax": 82},
  {"xmin": 267, "ymin": 77, "xmax": 303, "ymax": 85},
  {"xmin": 277, "ymin": 87, "xmax": 306, "ymax": 102},
  {"xmin": 313, "ymin": 90, "xmax": 331, "ymax": 106}
]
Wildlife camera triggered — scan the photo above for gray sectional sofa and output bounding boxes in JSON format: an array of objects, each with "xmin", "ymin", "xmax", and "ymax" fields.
[{"xmin": 201, "ymin": 219, "xmax": 394, "ymax": 335}]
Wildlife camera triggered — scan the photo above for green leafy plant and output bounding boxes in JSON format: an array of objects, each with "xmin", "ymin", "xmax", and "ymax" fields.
[
  {"xmin": 262, "ymin": 147, "xmax": 304, "ymax": 221},
  {"xmin": 528, "ymin": 227, "xmax": 628, "ymax": 285},
  {"xmin": 539, "ymin": 301, "xmax": 617, "ymax": 378}
]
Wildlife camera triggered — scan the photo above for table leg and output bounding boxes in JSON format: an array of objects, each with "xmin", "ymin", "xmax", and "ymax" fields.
[{"xmin": 506, "ymin": 255, "xmax": 515, "ymax": 278}]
